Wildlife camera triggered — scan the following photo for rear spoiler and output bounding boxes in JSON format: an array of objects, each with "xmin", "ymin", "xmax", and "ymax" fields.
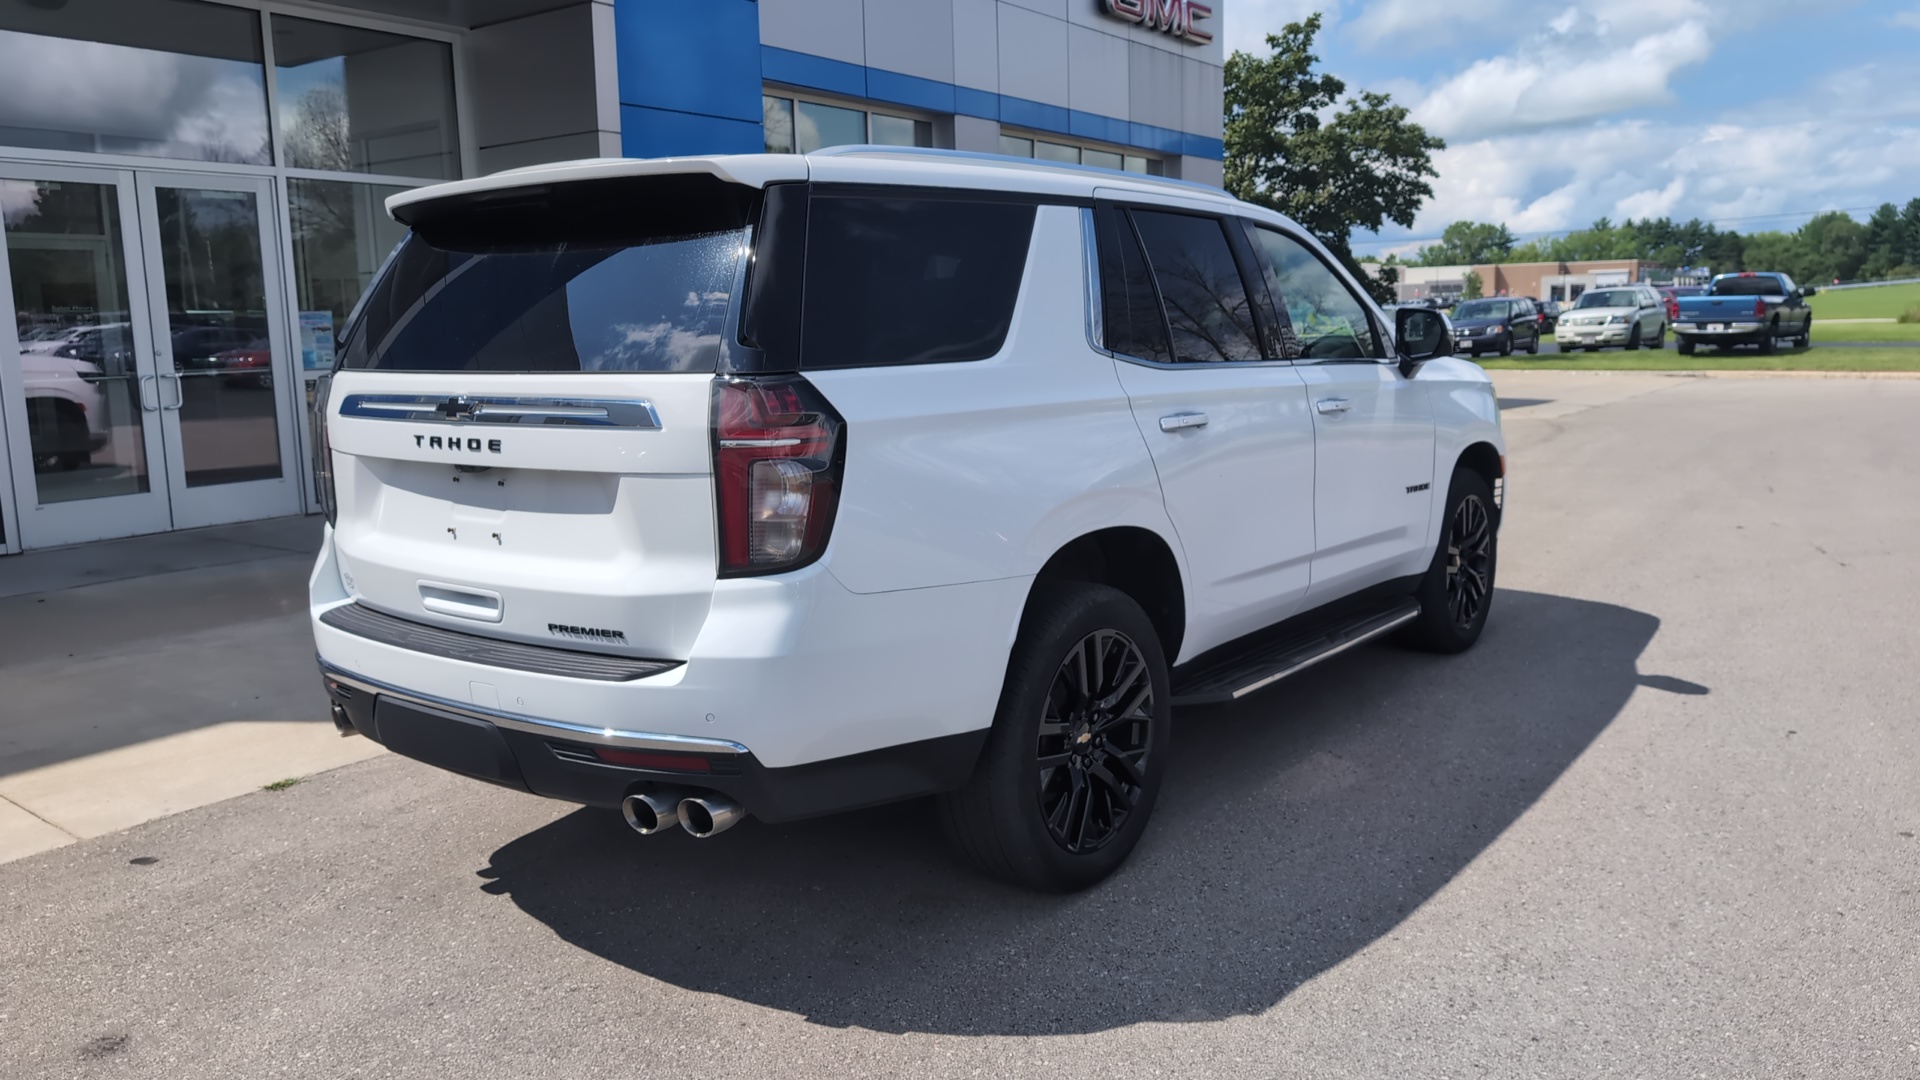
[{"xmin": 386, "ymin": 155, "xmax": 812, "ymax": 225}]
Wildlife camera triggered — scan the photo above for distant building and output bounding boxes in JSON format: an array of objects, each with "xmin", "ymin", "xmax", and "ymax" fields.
[{"xmin": 1372, "ymin": 260, "xmax": 1706, "ymax": 303}]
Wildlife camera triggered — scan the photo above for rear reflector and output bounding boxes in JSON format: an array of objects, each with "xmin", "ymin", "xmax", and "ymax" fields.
[{"xmin": 594, "ymin": 747, "xmax": 713, "ymax": 773}]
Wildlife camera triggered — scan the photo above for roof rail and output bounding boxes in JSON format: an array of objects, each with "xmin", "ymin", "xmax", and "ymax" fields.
[{"xmin": 806, "ymin": 145, "xmax": 1231, "ymax": 199}]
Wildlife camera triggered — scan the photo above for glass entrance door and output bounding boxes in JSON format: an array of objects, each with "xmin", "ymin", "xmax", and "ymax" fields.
[
  {"xmin": 134, "ymin": 172, "xmax": 300, "ymax": 530},
  {"xmin": 0, "ymin": 164, "xmax": 173, "ymax": 547},
  {"xmin": 0, "ymin": 165, "xmax": 301, "ymax": 548}
]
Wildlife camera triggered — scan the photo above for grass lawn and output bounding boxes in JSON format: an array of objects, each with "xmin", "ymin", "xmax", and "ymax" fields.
[
  {"xmin": 1810, "ymin": 320, "xmax": 1920, "ymax": 342},
  {"xmin": 1806, "ymin": 281, "xmax": 1920, "ymax": 320},
  {"xmin": 1477, "ymin": 347, "xmax": 1920, "ymax": 372}
]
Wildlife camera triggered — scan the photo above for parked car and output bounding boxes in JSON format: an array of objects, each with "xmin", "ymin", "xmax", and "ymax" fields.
[
  {"xmin": 21, "ymin": 350, "xmax": 109, "ymax": 471},
  {"xmin": 212, "ymin": 337, "xmax": 274, "ymax": 389},
  {"xmin": 1516, "ymin": 296, "xmax": 1554, "ymax": 335},
  {"xmin": 310, "ymin": 150, "xmax": 1507, "ymax": 892},
  {"xmin": 1673, "ymin": 273, "xmax": 1813, "ymax": 355},
  {"xmin": 1656, "ymin": 285, "xmax": 1704, "ymax": 322},
  {"xmin": 1450, "ymin": 297, "xmax": 1541, "ymax": 356},
  {"xmin": 1553, "ymin": 285, "xmax": 1670, "ymax": 351},
  {"xmin": 1537, "ymin": 299, "xmax": 1563, "ymax": 322}
]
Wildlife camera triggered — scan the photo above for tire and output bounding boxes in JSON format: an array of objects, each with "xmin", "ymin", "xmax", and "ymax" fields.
[
  {"xmin": 939, "ymin": 582, "xmax": 1172, "ymax": 892},
  {"xmin": 1796, "ymin": 316, "xmax": 1811, "ymax": 349},
  {"xmin": 1526, "ymin": 331, "xmax": 1540, "ymax": 355},
  {"xmin": 1400, "ymin": 468, "xmax": 1497, "ymax": 654},
  {"xmin": 1651, "ymin": 322, "xmax": 1666, "ymax": 349},
  {"xmin": 1499, "ymin": 331, "xmax": 1513, "ymax": 357},
  {"xmin": 1677, "ymin": 337, "xmax": 1696, "ymax": 356},
  {"xmin": 1625, "ymin": 324, "xmax": 1642, "ymax": 351},
  {"xmin": 1758, "ymin": 323, "xmax": 1777, "ymax": 355}
]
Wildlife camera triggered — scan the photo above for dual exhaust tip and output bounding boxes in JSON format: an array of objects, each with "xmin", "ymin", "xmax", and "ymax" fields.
[{"xmin": 622, "ymin": 790, "xmax": 745, "ymax": 839}]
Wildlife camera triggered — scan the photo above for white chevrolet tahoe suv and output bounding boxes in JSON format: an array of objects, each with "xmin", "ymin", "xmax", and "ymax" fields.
[{"xmin": 311, "ymin": 148, "xmax": 1504, "ymax": 892}]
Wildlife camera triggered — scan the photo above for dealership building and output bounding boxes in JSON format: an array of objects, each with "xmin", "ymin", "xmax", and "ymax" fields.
[{"xmin": 0, "ymin": 0, "xmax": 1227, "ymax": 554}]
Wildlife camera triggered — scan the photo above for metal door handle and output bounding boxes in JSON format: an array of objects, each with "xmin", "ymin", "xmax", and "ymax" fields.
[
  {"xmin": 138, "ymin": 374, "xmax": 160, "ymax": 412},
  {"xmin": 1315, "ymin": 397, "xmax": 1352, "ymax": 415},
  {"xmin": 1159, "ymin": 412, "xmax": 1209, "ymax": 432},
  {"xmin": 159, "ymin": 371, "xmax": 184, "ymax": 410}
]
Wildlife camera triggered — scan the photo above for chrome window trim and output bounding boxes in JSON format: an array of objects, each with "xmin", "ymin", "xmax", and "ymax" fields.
[
  {"xmin": 321, "ymin": 663, "xmax": 751, "ymax": 756},
  {"xmin": 338, "ymin": 394, "xmax": 662, "ymax": 428}
]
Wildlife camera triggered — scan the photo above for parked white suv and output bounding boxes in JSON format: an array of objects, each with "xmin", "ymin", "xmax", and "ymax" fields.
[{"xmin": 311, "ymin": 149, "xmax": 1506, "ymax": 891}]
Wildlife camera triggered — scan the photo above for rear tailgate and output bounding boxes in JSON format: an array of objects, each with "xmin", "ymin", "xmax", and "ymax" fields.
[{"xmin": 320, "ymin": 163, "xmax": 798, "ymax": 661}]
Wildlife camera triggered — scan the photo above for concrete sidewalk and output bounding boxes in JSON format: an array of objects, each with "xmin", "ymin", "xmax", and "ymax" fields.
[{"xmin": 0, "ymin": 516, "xmax": 384, "ymax": 863}]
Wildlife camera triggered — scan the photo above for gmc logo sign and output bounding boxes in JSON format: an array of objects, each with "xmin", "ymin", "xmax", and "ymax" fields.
[{"xmin": 1101, "ymin": 0, "xmax": 1214, "ymax": 44}]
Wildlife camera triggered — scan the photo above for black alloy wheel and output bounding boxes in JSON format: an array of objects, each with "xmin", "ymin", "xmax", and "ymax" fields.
[
  {"xmin": 1444, "ymin": 492, "xmax": 1494, "ymax": 629},
  {"xmin": 1035, "ymin": 629, "xmax": 1154, "ymax": 855}
]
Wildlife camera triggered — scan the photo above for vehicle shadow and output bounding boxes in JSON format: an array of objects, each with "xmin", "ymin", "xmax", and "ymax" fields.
[{"xmin": 479, "ymin": 588, "xmax": 1686, "ymax": 1035}]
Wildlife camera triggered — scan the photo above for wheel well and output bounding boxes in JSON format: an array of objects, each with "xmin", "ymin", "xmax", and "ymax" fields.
[
  {"xmin": 1458, "ymin": 441, "xmax": 1503, "ymax": 523},
  {"xmin": 1032, "ymin": 527, "xmax": 1185, "ymax": 661}
]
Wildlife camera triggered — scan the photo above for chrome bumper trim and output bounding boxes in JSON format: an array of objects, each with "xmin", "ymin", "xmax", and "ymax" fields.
[{"xmin": 321, "ymin": 662, "xmax": 750, "ymax": 756}]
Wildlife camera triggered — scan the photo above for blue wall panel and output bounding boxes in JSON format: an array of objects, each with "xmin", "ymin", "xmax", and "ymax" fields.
[
  {"xmin": 761, "ymin": 46, "xmax": 866, "ymax": 99},
  {"xmin": 622, "ymin": 105, "xmax": 763, "ymax": 159},
  {"xmin": 865, "ymin": 68, "xmax": 957, "ymax": 115}
]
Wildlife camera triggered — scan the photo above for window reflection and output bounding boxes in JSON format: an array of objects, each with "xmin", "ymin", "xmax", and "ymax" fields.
[
  {"xmin": 273, "ymin": 16, "xmax": 459, "ymax": 178},
  {"xmin": 0, "ymin": 0, "xmax": 268, "ymax": 164}
]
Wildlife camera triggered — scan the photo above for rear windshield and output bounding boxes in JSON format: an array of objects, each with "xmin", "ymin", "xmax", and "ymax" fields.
[
  {"xmin": 339, "ymin": 176, "xmax": 752, "ymax": 373},
  {"xmin": 1452, "ymin": 300, "xmax": 1507, "ymax": 319},
  {"xmin": 1708, "ymin": 276, "xmax": 1786, "ymax": 296},
  {"xmin": 1574, "ymin": 289, "xmax": 1639, "ymax": 309}
]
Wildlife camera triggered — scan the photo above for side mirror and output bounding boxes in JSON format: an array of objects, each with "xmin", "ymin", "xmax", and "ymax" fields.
[
  {"xmin": 1801, "ymin": 286, "xmax": 1817, "ymax": 297},
  {"xmin": 1396, "ymin": 306, "xmax": 1452, "ymax": 375}
]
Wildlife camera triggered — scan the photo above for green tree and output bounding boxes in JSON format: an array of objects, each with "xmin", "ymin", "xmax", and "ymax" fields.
[
  {"xmin": 1225, "ymin": 14, "xmax": 1444, "ymax": 303},
  {"xmin": 1861, "ymin": 203, "xmax": 1903, "ymax": 280},
  {"xmin": 1415, "ymin": 221, "xmax": 1517, "ymax": 266},
  {"xmin": 1897, "ymin": 198, "xmax": 1920, "ymax": 270},
  {"xmin": 1794, "ymin": 211, "xmax": 1866, "ymax": 283},
  {"xmin": 1741, "ymin": 231, "xmax": 1798, "ymax": 274},
  {"xmin": 1461, "ymin": 269, "xmax": 1484, "ymax": 300}
]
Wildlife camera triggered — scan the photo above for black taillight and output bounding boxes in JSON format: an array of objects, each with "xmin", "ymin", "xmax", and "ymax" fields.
[
  {"xmin": 312, "ymin": 374, "xmax": 337, "ymax": 526},
  {"xmin": 712, "ymin": 376, "xmax": 845, "ymax": 576}
]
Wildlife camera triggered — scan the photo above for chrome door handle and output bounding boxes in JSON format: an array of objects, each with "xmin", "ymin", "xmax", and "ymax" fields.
[
  {"xmin": 1159, "ymin": 412, "xmax": 1208, "ymax": 432},
  {"xmin": 1315, "ymin": 397, "xmax": 1352, "ymax": 415},
  {"xmin": 138, "ymin": 374, "xmax": 160, "ymax": 412},
  {"xmin": 159, "ymin": 371, "xmax": 184, "ymax": 411}
]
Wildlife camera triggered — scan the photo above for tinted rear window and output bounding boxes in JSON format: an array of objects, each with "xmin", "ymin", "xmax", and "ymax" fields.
[
  {"xmin": 339, "ymin": 175, "xmax": 754, "ymax": 373},
  {"xmin": 1708, "ymin": 276, "xmax": 1788, "ymax": 296},
  {"xmin": 1129, "ymin": 210, "xmax": 1262, "ymax": 363},
  {"xmin": 800, "ymin": 195, "xmax": 1035, "ymax": 368}
]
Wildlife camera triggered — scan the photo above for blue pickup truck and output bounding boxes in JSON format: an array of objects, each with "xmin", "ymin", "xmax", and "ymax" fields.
[{"xmin": 1673, "ymin": 272, "xmax": 1816, "ymax": 355}]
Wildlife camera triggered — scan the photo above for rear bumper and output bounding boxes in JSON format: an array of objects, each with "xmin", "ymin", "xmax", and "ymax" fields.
[
  {"xmin": 1676, "ymin": 322, "xmax": 1766, "ymax": 344},
  {"xmin": 310, "ymin": 525, "xmax": 1024, "ymax": 779},
  {"xmin": 322, "ymin": 663, "xmax": 986, "ymax": 821}
]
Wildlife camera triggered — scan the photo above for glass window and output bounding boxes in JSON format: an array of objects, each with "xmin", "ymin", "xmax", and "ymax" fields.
[
  {"xmin": 870, "ymin": 113, "xmax": 932, "ymax": 148},
  {"xmin": 1035, "ymin": 141, "xmax": 1079, "ymax": 165},
  {"xmin": 1100, "ymin": 212, "xmax": 1173, "ymax": 364},
  {"xmin": 1250, "ymin": 227, "xmax": 1380, "ymax": 360},
  {"xmin": 800, "ymin": 196, "xmax": 1035, "ymax": 369},
  {"xmin": 999, "ymin": 135, "xmax": 1034, "ymax": 158},
  {"xmin": 3, "ymin": 178, "xmax": 150, "ymax": 504},
  {"xmin": 1129, "ymin": 211, "xmax": 1262, "ymax": 363},
  {"xmin": 1082, "ymin": 149, "xmax": 1123, "ymax": 172},
  {"xmin": 340, "ymin": 180, "xmax": 749, "ymax": 375},
  {"xmin": 0, "ymin": 0, "xmax": 268, "ymax": 164},
  {"xmin": 289, "ymin": 180, "xmax": 407, "ymax": 370},
  {"xmin": 795, "ymin": 101, "xmax": 865, "ymax": 153},
  {"xmin": 763, "ymin": 96, "xmax": 795, "ymax": 154},
  {"xmin": 273, "ymin": 16, "xmax": 459, "ymax": 179}
]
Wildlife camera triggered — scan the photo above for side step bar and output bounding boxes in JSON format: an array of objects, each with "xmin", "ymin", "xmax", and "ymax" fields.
[{"xmin": 1170, "ymin": 599, "xmax": 1422, "ymax": 706}]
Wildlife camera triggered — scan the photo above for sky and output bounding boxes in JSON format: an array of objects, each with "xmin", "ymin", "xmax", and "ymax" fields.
[{"xmin": 1223, "ymin": 0, "xmax": 1920, "ymax": 256}]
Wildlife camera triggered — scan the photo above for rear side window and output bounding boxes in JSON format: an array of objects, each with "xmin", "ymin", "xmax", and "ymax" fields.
[
  {"xmin": 1128, "ymin": 210, "xmax": 1262, "ymax": 363},
  {"xmin": 800, "ymin": 195, "xmax": 1035, "ymax": 368},
  {"xmin": 339, "ymin": 175, "xmax": 755, "ymax": 373},
  {"xmin": 1100, "ymin": 210, "xmax": 1174, "ymax": 363}
]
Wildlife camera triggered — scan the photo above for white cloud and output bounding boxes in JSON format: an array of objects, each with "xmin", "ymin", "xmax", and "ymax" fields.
[
  {"xmin": 1225, "ymin": 0, "xmax": 1340, "ymax": 55},
  {"xmin": 1411, "ymin": 19, "xmax": 1712, "ymax": 140},
  {"xmin": 0, "ymin": 180, "xmax": 43, "ymax": 227},
  {"xmin": 1615, "ymin": 176, "xmax": 1688, "ymax": 220},
  {"xmin": 1894, "ymin": 7, "xmax": 1920, "ymax": 29}
]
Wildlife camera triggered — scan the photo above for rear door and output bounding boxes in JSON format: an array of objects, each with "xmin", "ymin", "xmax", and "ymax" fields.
[
  {"xmin": 1244, "ymin": 223, "xmax": 1437, "ymax": 601},
  {"xmin": 1094, "ymin": 202, "xmax": 1318, "ymax": 654},
  {"xmin": 320, "ymin": 176, "xmax": 762, "ymax": 660}
]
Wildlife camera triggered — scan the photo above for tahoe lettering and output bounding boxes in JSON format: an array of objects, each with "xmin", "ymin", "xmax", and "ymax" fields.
[{"xmin": 415, "ymin": 434, "xmax": 502, "ymax": 453}]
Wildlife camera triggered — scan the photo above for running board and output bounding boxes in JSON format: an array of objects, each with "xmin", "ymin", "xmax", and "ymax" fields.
[{"xmin": 1170, "ymin": 599, "xmax": 1422, "ymax": 706}]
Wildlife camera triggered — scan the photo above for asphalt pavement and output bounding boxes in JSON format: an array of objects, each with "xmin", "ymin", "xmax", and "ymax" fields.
[{"xmin": 2, "ymin": 373, "xmax": 1916, "ymax": 1078}]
